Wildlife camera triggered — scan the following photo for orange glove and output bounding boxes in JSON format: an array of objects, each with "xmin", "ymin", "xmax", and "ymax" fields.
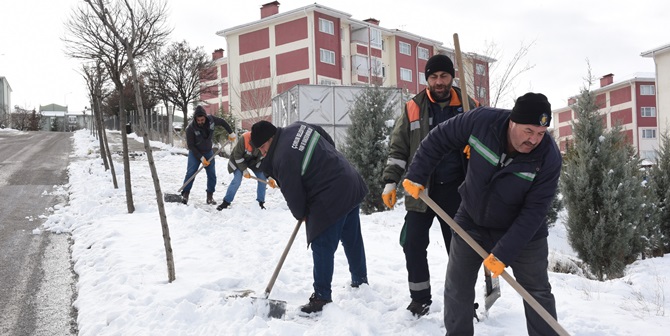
[
  {"xmin": 243, "ymin": 170, "xmax": 251, "ymax": 178},
  {"xmin": 483, "ymin": 253, "xmax": 505, "ymax": 278},
  {"xmin": 268, "ymin": 178, "xmax": 277, "ymax": 189},
  {"xmin": 382, "ymin": 183, "xmax": 397, "ymax": 209},
  {"xmin": 200, "ymin": 157, "xmax": 210, "ymax": 167},
  {"xmin": 402, "ymin": 179, "xmax": 425, "ymax": 199}
]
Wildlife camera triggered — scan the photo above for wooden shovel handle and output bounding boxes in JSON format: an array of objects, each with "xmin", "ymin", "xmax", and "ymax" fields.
[
  {"xmin": 419, "ymin": 192, "xmax": 570, "ymax": 336},
  {"xmin": 263, "ymin": 219, "xmax": 304, "ymax": 298}
]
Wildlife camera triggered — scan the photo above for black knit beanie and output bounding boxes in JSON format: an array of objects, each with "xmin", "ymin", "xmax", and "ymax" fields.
[
  {"xmin": 194, "ymin": 105, "xmax": 207, "ymax": 118},
  {"xmin": 510, "ymin": 93, "xmax": 552, "ymax": 126},
  {"xmin": 250, "ymin": 120, "xmax": 277, "ymax": 148},
  {"xmin": 425, "ymin": 54, "xmax": 455, "ymax": 80}
]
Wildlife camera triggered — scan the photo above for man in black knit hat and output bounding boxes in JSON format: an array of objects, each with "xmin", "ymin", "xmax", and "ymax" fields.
[
  {"xmin": 181, "ymin": 105, "xmax": 235, "ymax": 205},
  {"xmin": 381, "ymin": 53, "xmax": 478, "ymax": 317},
  {"xmin": 402, "ymin": 92, "xmax": 562, "ymax": 335},
  {"xmin": 251, "ymin": 120, "xmax": 369, "ymax": 315}
]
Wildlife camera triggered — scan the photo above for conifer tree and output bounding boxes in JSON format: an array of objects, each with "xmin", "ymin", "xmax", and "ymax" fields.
[
  {"xmin": 560, "ymin": 72, "xmax": 645, "ymax": 280},
  {"xmin": 645, "ymin": 131, "xmax": 670, "ymax": 255},
  {"xmin": 341, "ymin": 86, "xmax": 395, "ymax": 214}
]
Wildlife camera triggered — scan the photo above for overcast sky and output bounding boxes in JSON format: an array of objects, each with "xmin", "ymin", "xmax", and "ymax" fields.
[{"xmin": 1, "ymin": 0, "xmax": 667, "ymax": 113}]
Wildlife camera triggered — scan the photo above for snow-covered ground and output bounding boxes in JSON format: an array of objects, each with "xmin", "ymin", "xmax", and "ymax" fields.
[{"xmin": 37, "ymin": 129, "xmax": 670, "ymax": 335}]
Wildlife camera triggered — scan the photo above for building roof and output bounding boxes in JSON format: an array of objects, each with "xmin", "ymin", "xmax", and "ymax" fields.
[
  {"xmin": 216, "ymin": 2, "xmax": 495, "ymax": 64},
  {"xmin": 39, "ymin": 103, "xmax": 68, "ymax": 112},
  {"xmin": 641, "ymin": 42, "xmax": 670, "ymax": 57}
]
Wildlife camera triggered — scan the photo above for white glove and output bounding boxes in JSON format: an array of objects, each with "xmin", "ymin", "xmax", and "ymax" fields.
[{"xmin": 228, "ymin": 133, "xmax": 237, "ymax": 142}]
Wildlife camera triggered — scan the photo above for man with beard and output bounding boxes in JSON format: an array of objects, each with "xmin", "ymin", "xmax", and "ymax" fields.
[
  {"xmin": 381, "ymin": 54, "xmax": 478, "ymax": 317},
  {"xmin": 181, "ymin": 106, "xmax": 235, "ymax": 205},
  {"xmin": 402, "ymin": 93, "xmax": 561, "ymax": 335}
]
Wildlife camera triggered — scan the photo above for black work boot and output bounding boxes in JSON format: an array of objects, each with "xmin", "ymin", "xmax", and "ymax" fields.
[
  {"xmin": 300, "ymin": 293, "xmax": 332, "ymax": 314},
  {"xmin": 407, "ymin": 299, "xmax": 431, "ymax": 317},
  {"xmin": 206, "ymin": 192, "xmax": 216, "ymax": 205},
  {"xmin": 216, "ymin": 200, "xmax": 230, "ymax": 211},
  {"xmin": 258, "ymin": 201, "xmax": 266, "ymax": 209},
  {"xmin": 181, "ymin": 191, "xmax": 189, "ymax": 205}
]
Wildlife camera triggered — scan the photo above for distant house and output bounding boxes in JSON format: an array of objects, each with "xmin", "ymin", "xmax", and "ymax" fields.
[
  {"xmin": 37, "ymin": 103, "xmax": 90, "ymax": 132},
  {"xmin": 40, "ymin": 103, "xmax": 68, "ymax": 131}
]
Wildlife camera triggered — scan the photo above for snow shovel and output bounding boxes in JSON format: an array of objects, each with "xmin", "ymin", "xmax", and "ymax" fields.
[
  {"xmin": 418, "ymin": 192, "xmax": 571, "ymax": 336},
  {"xmin": 163, "ymin": 144, "xmax": 225, "ymax": 203},
  {"xmin": 248, "ymin": 219, "xmax": 303, "ymax": 319}
]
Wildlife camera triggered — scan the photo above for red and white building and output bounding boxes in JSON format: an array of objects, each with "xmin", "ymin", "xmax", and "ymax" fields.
[
  {"xmin": 552, "ymin": 73, "xmax": 658, "ymax": 161},
  {"xmin": 201, "ymin": 1, "xmax": 493, "ymax": 129}
]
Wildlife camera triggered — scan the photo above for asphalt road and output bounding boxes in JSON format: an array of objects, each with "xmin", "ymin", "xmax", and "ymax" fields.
[{"xmin": 0, "ymin": 131, "xmax": 77, "ymax": 336}]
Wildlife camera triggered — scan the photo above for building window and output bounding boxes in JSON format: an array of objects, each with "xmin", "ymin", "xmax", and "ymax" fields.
[
  {"xmin": 641, "ymin": 107, "xmax": 656, "ymax": 117},
  {"xmin": 476, "ymin": 63, "xmax": 486, "ymax": 76},
  {"xmin": 641, "ymin": 129, "xmax": 657, "ymax": 139},
  {"xmin": 419, "ymin": 72, "xmax": 426, "ymax": 85},
  {"xmin": 418, "ymin": 47, "xmax": 429, "ymax": 60},
  {"xmin": 399, "ymin": 42, "xmax": 411, "ymax": 56},
  {"xmin": 370, "ymin": 28, "xmax": 382, "ymax": 49},
  {"xmin": 320, "ymin": 79, "xmax": 337, "ymax": 85},
  {"xmin": 477, "ymin": 86, "xmax": 487, "ymax": 98},
  {"xmin": 640, "ymin": 85, "xmax": 655, "ymax": 95},
  {"xmin": 320, "ymin": 48, "xmax": 335, "ymax": 65},
  {"xmin": 319, "ymin": 18, "xmax": 334, "ymax": 35},
  {"xmin": 68, "ymin": 116, "xmax": 77, "ymax": 124},
  {"xmin": 400, "ymin": 68, "xmax": 412, "ymax": 82}
]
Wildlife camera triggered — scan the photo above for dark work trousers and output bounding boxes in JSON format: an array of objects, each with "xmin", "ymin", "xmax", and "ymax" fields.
[
  {"xmin": 444, "ymin": 233, "xmax": 557, "ymax": 336},
  {"xmin": 311, "ymin": 205, "xmax": 368, "ymax": 301},
  {"xmin": 401, "ymin": 182, "xmax": 461, "ymax": 304}
]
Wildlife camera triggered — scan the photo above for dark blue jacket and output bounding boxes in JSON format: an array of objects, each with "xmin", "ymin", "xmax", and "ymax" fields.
[
  {"xmin": 406, "ymin": 107, "xmax": 561, "ymax": 265},
  {"xmin": 185, "ymin": 115, "xmax": 232, "ymax": 160},
  {"xmin": 259, "ymin": 122, "xmax": 368, "ymax": 243}
]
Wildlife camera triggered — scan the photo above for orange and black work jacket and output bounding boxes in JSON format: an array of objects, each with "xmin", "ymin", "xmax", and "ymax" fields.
[
  {"xmin": 227, "ymin": 132, "xmax": 264, "ymax": 173},
  {"xmin": 382, "ymin": 86, "xmax": 478, "ymax": 212}
]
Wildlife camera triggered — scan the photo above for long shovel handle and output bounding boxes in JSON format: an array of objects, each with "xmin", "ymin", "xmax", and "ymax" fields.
[
  {"xmin": 453, "ymin": 33, "xmax": 471, "ymax": 112},
  {"xmin": 264, "ymin": 219, "xmax": 303, "ymax": 298},
  {"xmin": 248, "ymin": 175, "xmax": 269, "ymax": 185},
  {"xmin": 418, "ymin": 192, "xmax": 570, "ymax": 336},
  {"xmin": 177, "ymin": 142, "xmax": 228, "ymax": 193}
]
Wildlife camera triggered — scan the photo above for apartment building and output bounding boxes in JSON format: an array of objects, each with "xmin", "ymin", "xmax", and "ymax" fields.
[
  {"xmin": 552, "ymin": 73, "xmax": 658, "ymax": 161},
  {"xmin": 0, "ymin": 76, "xmax": 11, "ymax": 127},
  {"xmin": 202, "ymin": 1, "xmax": 493, "ymax": 129},
  {"xmin": 641, "ymin": 42, "xmax": 670, "ymax": 137}
]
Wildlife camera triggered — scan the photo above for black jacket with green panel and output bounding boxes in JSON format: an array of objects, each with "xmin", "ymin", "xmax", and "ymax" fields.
[
  {"xmin": 227, "ymin": 131, "xmax": 264, "ymax": 174},
  {"xmin": 382, "ymin": 86, "xmax": 478, "ymax": 212}
]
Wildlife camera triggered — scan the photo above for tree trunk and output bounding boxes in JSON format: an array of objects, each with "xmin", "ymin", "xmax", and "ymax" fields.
[
  {"xmin": 117, "ymin": 90, "xmax": 135, "ymax": 213},
  {"xmin": 126, "ymin": 44, "xmax": 176, "ymax": 283}
]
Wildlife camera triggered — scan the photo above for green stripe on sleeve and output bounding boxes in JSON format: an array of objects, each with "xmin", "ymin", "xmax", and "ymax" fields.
[{"xmin": 301, "ymin": 133, "xmax": 321, "ymax": 175}]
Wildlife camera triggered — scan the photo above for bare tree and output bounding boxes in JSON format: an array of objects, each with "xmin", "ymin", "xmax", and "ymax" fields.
[
  {"xmin": 81, "ymin": 62, "xmax": 119, "ymax": 188},
  {"xmin": 472, "ymin": 40, "xmax": 536, "ymax": 108},
  {"xmin": 148, "ymin": 40, "xmax": 217, "ymax": 130},
  {"xmin": 230, "ymin": 64, "xmax": 277, "ymax": 129},
  {"xmin": 65, "ymin": 0, "xmax": 168, "ymax": 213},
  {"xmin": 84, "ymin": 0, "xmax": 175, "ymax": 282},
  {"xmin": 10, "ymin": 107, "xmax": 42, "ymax": 131}
]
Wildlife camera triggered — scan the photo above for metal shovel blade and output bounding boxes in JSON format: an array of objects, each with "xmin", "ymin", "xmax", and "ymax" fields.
[
  {"xmin": 262, "ymin": 298, "xmax": 287, "ymax": 319},
  {"xmin": 230, "ymin": 290, "xmax": 287, "ymax": 319},
  {"xmin": 484, "ymin": 274, "xmax": 501, "ymax": 311},
  {"xmin": 163, "ymin": 193, "xmax": 183, "ymax": 203}
]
